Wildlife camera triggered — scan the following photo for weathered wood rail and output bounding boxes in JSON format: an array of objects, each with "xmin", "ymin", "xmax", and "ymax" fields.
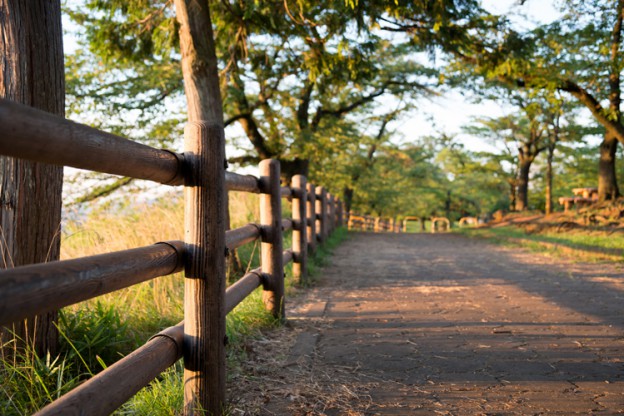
[{"xmin": 0, "ymin": 98, "xmax": 344, "ymax": 415}]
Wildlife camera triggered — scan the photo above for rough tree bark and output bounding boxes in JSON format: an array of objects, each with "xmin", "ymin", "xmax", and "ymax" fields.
[
  {"xmin": 544, "ymin": 112, "xmax": 560, "ymax": 215},
  {"xmin": 508, "ymin": 179, "xmax": 517, "ymax": 212},
  {"xmin": 515, "ymin": 158, "xmax": 533, "ymax": 211},
  {"xmin": 598, "ymin": 0, "xmax": 624, "ymax": 201},
  {"xmin": 343, "ymin": 186, "xmax": 354, "ymax": 214},
  {"xmin": 562, "ymin": 0, "xmax": 622, "ymax": 201},
  {"xmin": 598, "ymin": 134, "xmax": 620, "ymax": 201},
  {"xmin": 545, "ymin": 144, "xmax": 555, "ymax": 215},
  {"xmin": 0, "ymin": 0, "xmax": 65, "ymax": 356},
  {"xmin": 514, "ymin": 118, "xmax": 545, "ymax": 212}
]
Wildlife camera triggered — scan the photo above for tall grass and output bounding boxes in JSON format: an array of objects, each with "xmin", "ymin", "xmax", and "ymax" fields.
[{"xmin": 1, "ymin": 191, "xmax": 345, "ymax": 415}]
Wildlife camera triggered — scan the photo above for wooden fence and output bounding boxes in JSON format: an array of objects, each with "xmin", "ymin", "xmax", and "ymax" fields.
[
  {"xmin": 0, "ymin": 98, "xmax": 344, "ymax": 415},
  {"xmin": 347, "ymin": 213, "xmax": 401, "ymax": 233}
]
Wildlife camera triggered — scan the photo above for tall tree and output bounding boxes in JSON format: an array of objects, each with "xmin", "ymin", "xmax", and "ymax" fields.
[
  {"xmin": 467, "ymin": 96, "xmax": 548, "ymax": 212},
  {"xmin": 0, "ymin": 0, "xmax": 65, "ymax": 355},
  {"xmin": 453, "ymin": 0, "xmax": 624, "ymax": 200},
  {"xmin": 435, "ymin": 137, "xmax": 510, "ymax": 217},
  {"xmin": 65, "ymin": 0, "xmax": 435, "ymax": 191},
  {"xmin": 214, "ymin": 1, "xmax": 428, "ymax": 179}
]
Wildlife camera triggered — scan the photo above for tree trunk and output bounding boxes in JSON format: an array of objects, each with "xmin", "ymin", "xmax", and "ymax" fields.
[
  {"xmin": 0, "ymin": 0, "xmax": 65, "ymax": 356},
  {"xmin": 598, "ymin": 134, "xmax": 620, "ymax": 201},
  {"xmin": 545, "ymin": 145, "xmax": 554, "ymax": 215},
  {"xmin": 508, "ymin": 180, "xmax": 517, "ymax": 212},
  {"xmin": 343, "ymin": 186, "xmax": 354, "ymax": 214},
  {"xmin": 515, "ymin": 159, "xmax": 532, "ymax": 211}
]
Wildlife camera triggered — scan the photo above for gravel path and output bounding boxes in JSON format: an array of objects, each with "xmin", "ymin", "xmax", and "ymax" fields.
[{"xmin": 230, "ymin": 232, "xmax": 624, "ymax": 415}]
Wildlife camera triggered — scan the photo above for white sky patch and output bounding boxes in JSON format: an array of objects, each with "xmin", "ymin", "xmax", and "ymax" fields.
[{"xmin": 398, "ymin": 0, "xmax": 563, "ymax": 153}]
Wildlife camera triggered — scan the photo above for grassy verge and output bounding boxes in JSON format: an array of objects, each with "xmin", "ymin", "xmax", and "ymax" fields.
[
  {"xmin": 1, "ymin": 194, "xmax": 348, "ymax": 415},
  {"xmin": 457, "ymin": 225, "xmax": 624, "ymax": 262}
]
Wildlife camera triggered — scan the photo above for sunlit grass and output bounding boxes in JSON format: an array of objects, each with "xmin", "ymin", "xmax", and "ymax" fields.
[{"xmin": 458, "ymin": 226, "xmax": 624, "ymax": 262}]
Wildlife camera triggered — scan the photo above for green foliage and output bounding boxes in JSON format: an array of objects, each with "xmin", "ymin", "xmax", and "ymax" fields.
[
  {"xmin": 63, "ymin": 0, "xmax": 492, "ymax": 209},
  {"xmin": 58, "ymin": 303, "xmax": 133, "ymax": 375},
  {"xmin": 1, "ymin": 336, "xmax": 82, "ymax": 415},
  {"xmin": 115, "ymin": 362, "xmax": 184, "ymax": 415}
]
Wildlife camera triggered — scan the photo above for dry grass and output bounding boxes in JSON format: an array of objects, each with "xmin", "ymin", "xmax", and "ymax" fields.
[
  {"xmin": 62, "ymin": 194, "xmax": 184, "ymax": 259},
  {"xmin": 60, "ymin": 191, "xmax": 266, "ymax": 324}
]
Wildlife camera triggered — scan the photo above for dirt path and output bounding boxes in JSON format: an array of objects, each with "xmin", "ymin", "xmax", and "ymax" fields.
[{"xmin": 228, "ymin": 232, "xmax": 624, "ymax": 415}]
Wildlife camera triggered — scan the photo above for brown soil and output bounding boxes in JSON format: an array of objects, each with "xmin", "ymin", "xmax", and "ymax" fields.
[
  {"xmin": 227, "ymin": 232, "xmax": 624, "ymax": 415},
  {"xmin": 488, "ymin": 202, "xmax": 624, "ymax": 233}
]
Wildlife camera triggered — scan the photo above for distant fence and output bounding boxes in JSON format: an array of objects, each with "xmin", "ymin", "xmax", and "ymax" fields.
[
  {"xmin": 0, "ymin": 98, "xmax": 343, "ymax": 415},
  {"xmin": 347, "ymin": 214, "xmax": 401, "ymax": 233},
  {"xmin": 402, "ymin": 216, "xmax": 423, "ymax": 232}
]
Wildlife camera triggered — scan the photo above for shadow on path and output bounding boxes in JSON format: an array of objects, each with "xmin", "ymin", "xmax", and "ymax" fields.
[{"xmin": 234, "ymin": 232, "xmax": 624, "ymax": 415}]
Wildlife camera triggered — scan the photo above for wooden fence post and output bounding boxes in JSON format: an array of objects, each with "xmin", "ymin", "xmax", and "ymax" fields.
[
  {"xmin": 326, "ymin": 193, "xmax": 332, "ymax": 236},
  {"xmin": 183, "ymin": 122, "xmax": 226, "ymax": 415},
  {"xmin": 260, "ymin": 159, "xmax": 285, "ymax": 320},
  {"xmin": 306, "ymin": 182, "xmax": 317, "ymax": 254},
  {"xmin": 316, "ymin": 187, "xmax": 327, "ymax": 244},
  {"xmin": 328, "ymin": 194, "xmax": 335, "ymax": 235},
  {"xmin": 337, "ymin": 200, "xmax": 344, "ymax": 227},
  {"xmin": 175, "ymin": 0, "xmax": 227, "ymax": 411},
  {"xmin": 291, "ymin": 175, "xmax": 307, "ymax": 285}
]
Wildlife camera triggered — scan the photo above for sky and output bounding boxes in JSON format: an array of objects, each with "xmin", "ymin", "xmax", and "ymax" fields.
[{"xmin": 400, "ymin": 0, "xmax": 562, "ymax": 153}]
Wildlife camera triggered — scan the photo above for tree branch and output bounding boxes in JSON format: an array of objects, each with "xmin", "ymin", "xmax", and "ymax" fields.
[
  {"xmin": 608, "ymin": 0, "xmax": 624, "ymax": 113},
  {"xmin": 559, "ymin": 79, "xmax": 624, "ymax": 143},
  {"xmin": 72, "ymin": 177, "xmax": 134, "ymax": 205},
  {"xmin": 311, "ymin": 87, "xmax": 386, "ymax": 131},
  {"xmin": 224, "ymin": 112, "xmax": 251, "ymax": 127}
]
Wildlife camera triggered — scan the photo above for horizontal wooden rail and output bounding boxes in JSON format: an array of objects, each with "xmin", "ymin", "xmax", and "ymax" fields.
[
  {"xmin": 282, "ymin": 249, "xmax": 293, "ymax": 265},
  {"xmin": 281, "ymin": 218, "xmax": 293, "ymax": 232},
  {"xmin": 35, "ymin": 323, "xmax": 184, "ymax": 416},
  {"xmin": 226, "ymin": 224, "xmax": 261, "ymax": 250},
  {"xmin": 225, "ymin": 268, "xmax": 263, "ymax": 314},
  {"xmin": 291, "ymin": 219, "xmax": 304, "ymax": 231},
  {"xmin": 0, "ymin": 100, "xmax": 273, "ymax": 193},
  {"xmin": 0, "ymin": 99, "xmax": 185, "ymax": 186},
  {"xmin": 225, "ymin": 171, "xmax": 260, "ymax": 193},
  {"xmin": 280, "ymin": 186, "xmax": 292, "ymax": 198},
  {"xmin": 0, "ymin": 241, "xmax": 184, "ymax": 326}
]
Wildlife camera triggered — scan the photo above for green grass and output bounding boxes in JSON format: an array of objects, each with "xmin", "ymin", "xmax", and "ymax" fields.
[
  {"xmin": 457, "ymin": 225, "xmax": 624, "ymax": 262},
  {"xmin": 1, "ymin": 193, "xmax": 347, "ymax": 415}
]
